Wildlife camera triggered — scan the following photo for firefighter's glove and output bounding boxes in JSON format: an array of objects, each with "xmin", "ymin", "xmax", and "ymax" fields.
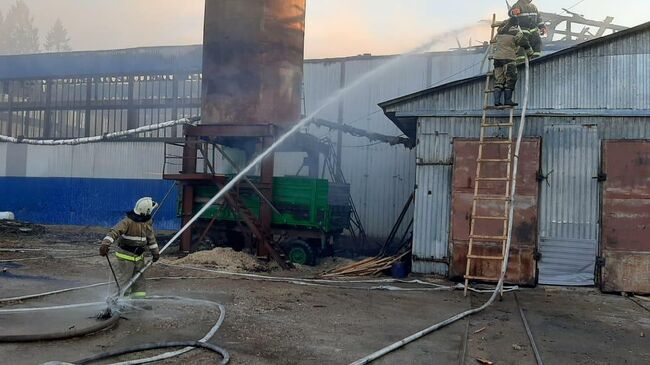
[
  {"xmin": 152, "ymin": 251, "xmax": 160, "ymax": 263},
  {"xmin": 540, "ymin": 26, "xmax": 547, "ymax": 36},
  {"xmin": 526, "ymin": 48, "xmax": 535, "ymax": 57},
  {"xmin": 99, "ymin": 243, "xmax": 110, "ymax": 257}
]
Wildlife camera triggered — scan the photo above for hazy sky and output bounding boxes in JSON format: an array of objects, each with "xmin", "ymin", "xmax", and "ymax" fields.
[{"xmin": 4, "ymin": 0, "xmax": 650, "ymax": 58}]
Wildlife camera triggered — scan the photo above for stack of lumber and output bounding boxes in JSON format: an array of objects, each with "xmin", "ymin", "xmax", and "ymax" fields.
[{"xmin": 321, "ymin": 251, "xmax": 409, "ymax": 277}]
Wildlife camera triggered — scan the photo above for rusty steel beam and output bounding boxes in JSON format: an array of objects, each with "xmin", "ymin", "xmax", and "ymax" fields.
[
  {"xmin": 184, "ymin": 124, "xmax": 277, "ymax": 138},
  {"xmin": 311, "ymin": 118, "xmax": 415, "ymax": 148}
]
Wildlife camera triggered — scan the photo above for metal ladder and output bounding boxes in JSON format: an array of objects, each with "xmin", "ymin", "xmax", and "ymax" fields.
[{"xmin": 463, "ymin": 16, "xmax": 515, "ymax": 297}]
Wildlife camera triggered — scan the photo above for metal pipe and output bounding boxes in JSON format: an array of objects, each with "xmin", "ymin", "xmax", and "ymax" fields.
[
  {"xmin": 518, "ymin": 306, "xmax": 545, "ymax": 365},
  {"xmin": 0, "ymin": 117, "xmax": 198, "ymax": 145}
]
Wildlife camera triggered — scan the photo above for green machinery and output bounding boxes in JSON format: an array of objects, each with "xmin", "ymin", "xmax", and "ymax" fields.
[{"xmin": 186, "ymin": 176, "xmax": 352, "ymax": 265}]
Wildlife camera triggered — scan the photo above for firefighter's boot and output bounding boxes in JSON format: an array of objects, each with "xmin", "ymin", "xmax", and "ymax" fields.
[
  {"xmin": 494, "ymin": 88, "xmax": 503, "ymax": 106},
  {"xmin": 504, "ymin": 89, "xmax": 518, "ymax": 107}
]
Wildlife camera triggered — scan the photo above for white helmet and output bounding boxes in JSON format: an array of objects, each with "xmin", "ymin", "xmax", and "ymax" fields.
[{"xmin": 133, "ymin": 197, "xmax": 157, "ymax": 216}]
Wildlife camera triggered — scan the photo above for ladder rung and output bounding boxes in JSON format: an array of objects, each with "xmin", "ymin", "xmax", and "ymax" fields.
[
  {"xmin": 477, "ymin": 158, "xmax": 511, "ymax": 163},
  {"xmin": 468, "ymin": 255, "xmax": 504, "ymax": 260},
  {"xmin": 473, "ymin": 215, "xmax": 508, "ymax": 220},
  {"xmin": 479, "ymin": 140, "xmax": 513, "ymax": 145},
  {"xmin": 465, "ymin": 275, "xmax": 499, "ymax": 281},
  {"xmin": 474, "ymin": 195, "xmax": 511, "ymax": 201},
  {"xmin": 476, "ymin": 177, "xmax": 510, "ymax": 181},
  {"xmin": 470, "ymin": 234, "xmax": 508, "ymax": 240},
  {"xmin": 481, "ymin": 123, "xmax": 514, "ymax": 127},
  {"xmin": 486, "ymin": 72, "xmax": 494, "ymax": 76}
]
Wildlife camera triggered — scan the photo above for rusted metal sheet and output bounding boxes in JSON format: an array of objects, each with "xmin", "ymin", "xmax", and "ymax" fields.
[
  {"xmin": 601, "ymin": 252, "xmax": 650, "ymax": 294},
  {"xmin": 602, "ymin": 140, "xmax": 650, "ymax": 294},
  {"xmin": 450, "ymin": 138, "xmax": 540, "ymax": 286},
  {"xmin": 201, "ymin": 0, "xmax": 306, "ymax": 125}
]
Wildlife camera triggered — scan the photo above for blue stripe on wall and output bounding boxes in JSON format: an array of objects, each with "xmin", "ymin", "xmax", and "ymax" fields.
[{"xmin": 0, "ymin": 177, "xmax": 180, "ymax": 230}]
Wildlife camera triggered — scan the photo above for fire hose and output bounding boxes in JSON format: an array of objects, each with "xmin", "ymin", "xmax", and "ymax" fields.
[{"xmin": 347, "ymin": 53, "xmax": 532, "ymax": 365}]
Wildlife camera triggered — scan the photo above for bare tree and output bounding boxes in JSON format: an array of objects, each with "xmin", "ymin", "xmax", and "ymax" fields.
[{"xmin": 45, "ymin": 18, "xmax": 71, "ymax": 52}]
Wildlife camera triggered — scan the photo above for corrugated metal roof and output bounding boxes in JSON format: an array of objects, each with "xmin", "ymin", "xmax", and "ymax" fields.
[
  {"xmin": 380, "ymin": 21, "xmax": 650, "ymax": 124},
  {"xmin": 0, "ymin": 46, "xmax": 204, "ymax": 79}
]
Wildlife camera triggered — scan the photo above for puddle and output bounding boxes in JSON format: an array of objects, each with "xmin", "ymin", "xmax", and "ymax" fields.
[
  {"xmin": 0, "ymin": 271, "xmax": 64, "ymax": 282},
  {"xmin": 0, "ymin": 262, "xmax": 24, "ymax": 269}
]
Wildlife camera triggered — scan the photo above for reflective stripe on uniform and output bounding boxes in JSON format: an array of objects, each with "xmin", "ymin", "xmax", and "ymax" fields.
[
  {"xmin": 148, "ymin": 244, "xmax": 159, "ymax": 250},
  {"xmin": 521, "ymin": 28, "xmax": 539, "ymax": 35},
  {"xmin": 130, "ymin": 292, "xmax": 147, "ymax": 299},
  {"xmin": 122, "ymin": 235, "xmax": 146, "ymax": 242},
  {"xmin": 103, "ymin": 236, "xmax": 114, "ymax": 243},
  {"xmin": 116, "ymin": 252, "xmax": 144, "ymax": 262}
]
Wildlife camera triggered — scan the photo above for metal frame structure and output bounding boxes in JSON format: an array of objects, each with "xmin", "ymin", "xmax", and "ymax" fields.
[
  {"xmin": 0, "ymin": 73, "xmax": 202, "ymax": 140},
  {"xmin": 163, "ymin": 124, "xmax": 279, "ymax": 258}
]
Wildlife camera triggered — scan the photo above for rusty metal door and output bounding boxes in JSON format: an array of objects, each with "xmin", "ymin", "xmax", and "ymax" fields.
[
  {"xmin": 538, "ymin": 124, "xmax": 600, "ymax": 286},
  {"xmin": 450, "ymin": 138, "xmax": 540, "ymax": 286},
  {"xmin": 601, "ymin": 140, "xmax": 650, "ymax": 294}
]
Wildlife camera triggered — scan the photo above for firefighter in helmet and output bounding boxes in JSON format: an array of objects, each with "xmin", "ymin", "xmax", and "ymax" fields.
[
  {"xmin": 509, "ymin": 0, "xmax": 547, "ymax": 61},
  {"xmin": 492, "ymin": 21, "xmax": 533, "ymax": 106},
  {"xmin": 99, "ymin": 197, "xmax": 160, "ymax": 298}
]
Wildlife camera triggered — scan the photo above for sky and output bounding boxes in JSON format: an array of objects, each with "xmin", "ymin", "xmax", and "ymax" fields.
[{"xmin": 3, "ymin": 0, "xmax": 649, "ymax": 58}]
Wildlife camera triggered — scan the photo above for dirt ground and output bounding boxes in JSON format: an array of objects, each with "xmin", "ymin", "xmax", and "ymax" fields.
[{"xmin": 1, "ymin": 225, "xmax": 648, "ymax": 365}]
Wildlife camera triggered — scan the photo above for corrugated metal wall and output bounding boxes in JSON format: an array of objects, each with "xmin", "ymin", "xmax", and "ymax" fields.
[
  {"xmin": 406, "ymin": 117, "xmax": 650, "ymax": 274},
  {"xmin": 538, "ymin": 124, "xmax": 600, "ymax": 285},
  {"xmin": 303, "ymin": 51, "xmax": 486, "ymax": 240},
  {"xmin": 0, "ymin": 141, "xmax": 179, "ymax": 229},
  {"xmin": 412, "ymin": 119, "xmax": 453, "ymax": 274}
]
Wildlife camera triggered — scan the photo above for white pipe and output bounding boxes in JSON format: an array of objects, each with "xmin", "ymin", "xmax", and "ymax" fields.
[
  {"xmin": 0, "ymin": 282, "xmax": 110, "ymax": 303},
  {"xmin": 0, "ymin": 301, "xmax": 106, "ymax": 314},
  {"xmin": 0, "ymin": 117, "xmax": 196, "ymax": 145},
  {"xmin": 347, "ymin": 55, "xmax": 532, "ymax": 365}
]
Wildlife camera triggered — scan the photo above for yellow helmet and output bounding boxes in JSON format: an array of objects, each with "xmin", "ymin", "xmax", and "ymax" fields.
[{"xmin": 133, "ymin": 197, "xmax": 157, "ymax": 216}]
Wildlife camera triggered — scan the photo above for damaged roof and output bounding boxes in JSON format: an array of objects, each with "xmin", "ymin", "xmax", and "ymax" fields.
[{"xmin": 379, "ymin": 21, "xmax": 650, "ymax": 139}]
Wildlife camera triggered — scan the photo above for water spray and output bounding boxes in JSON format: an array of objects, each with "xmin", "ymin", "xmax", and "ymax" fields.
[{"xmin": 117, "ymin": 24, "xmax": 480, "ymax": 298}]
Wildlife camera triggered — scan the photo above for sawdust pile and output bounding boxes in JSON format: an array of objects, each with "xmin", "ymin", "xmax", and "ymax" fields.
[{"xmin": 172, "ymin": 247, "xmax": 267, "ymax": 272}]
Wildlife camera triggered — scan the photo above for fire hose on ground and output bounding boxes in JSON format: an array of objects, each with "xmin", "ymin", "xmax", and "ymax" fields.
[{"xmin": 0, "ymin": 296, "xmax": 229, "ymax": 365}]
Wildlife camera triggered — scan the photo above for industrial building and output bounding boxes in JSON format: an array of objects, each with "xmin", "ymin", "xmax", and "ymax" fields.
[
  {"xmin": 2, "ymin": 1, "xmax": 649, "ymax": 364},
  {"xmin": 380, "ymin": 21, "xmax": 650, "ymax": 293},
  {"xmin": 0, "ymin": 45, "xmax": 486, "ymax": 238}
]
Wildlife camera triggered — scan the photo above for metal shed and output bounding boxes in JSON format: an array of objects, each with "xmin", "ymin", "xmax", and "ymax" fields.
[{"xmin": 380, "ymin": 22, "xmax": 650, "ymax": 293}]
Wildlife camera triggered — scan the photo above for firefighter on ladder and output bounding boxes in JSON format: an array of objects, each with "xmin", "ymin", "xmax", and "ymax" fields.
[
  {"xmin": 492, "ymin": 22, "xmax": 533, "ymax": 107},
  {"xmin": 509, "ymin": 0, "xmax": 546, "ymax": 62},
  {"xmin": 99, "ymin": 197, "xmax": 160, "ymax": 298}
]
